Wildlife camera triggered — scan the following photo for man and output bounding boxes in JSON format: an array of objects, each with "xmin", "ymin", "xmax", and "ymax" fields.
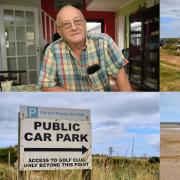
[{"xmin": 38, "ymin": 5, "xmax": 131, "ymax": 91}]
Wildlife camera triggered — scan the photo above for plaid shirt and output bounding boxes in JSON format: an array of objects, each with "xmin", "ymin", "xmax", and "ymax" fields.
[{"xmin": 38, "ymin": 33, "xmax": 127, "ymax": 91}]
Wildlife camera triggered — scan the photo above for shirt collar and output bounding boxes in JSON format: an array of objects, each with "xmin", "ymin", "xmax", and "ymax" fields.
[{"xmin": 63, "ymin": 35, "xmax": 88, "ymax": 51}]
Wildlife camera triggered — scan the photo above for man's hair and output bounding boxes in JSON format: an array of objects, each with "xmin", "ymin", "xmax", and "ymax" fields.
[
  {"xmin": 57, "ymin": 4, "xmax": 82, "ymax": 14},
  {"xmin": 56, "ymin": 4, "xmax": 84, "ymax": 27}
]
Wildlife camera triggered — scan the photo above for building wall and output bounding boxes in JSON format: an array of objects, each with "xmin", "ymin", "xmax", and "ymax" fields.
[
  {"xmin": 41, "ymin": 0, "xmax": 58, "ymax": 19},
  {"xmin": 115, "ymin": 15, "xmax": 125, "ymax": 51},
  {"xmin": 116, "ymin": 0, "xmax": 145, "ymax": 16},
  {"xmin": 115, "ymin": 0, "xmax": 154, "ymax": 48},
  {"xmin": 115, "ymin": 0, "xmax": 144, "ymax": 49},
  {"xmin": 0, "ymin": 0, "xmax": 41, "ymax": 7},
  {"xmin": 41, "ymin": 0, "xmax": 115, "ymax": 40}
]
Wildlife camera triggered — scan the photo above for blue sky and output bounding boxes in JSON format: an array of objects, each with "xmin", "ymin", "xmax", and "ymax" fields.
[
  {"xmin": 160, "ymin": 0, "xmax": 180, "ymax": 38},
  {"xmin": 0, "ymin": 92, "xmax": 159, "ymax": 157},
  {"xmin": 160, "ymin": 93, "xmax": 180, "ymax": 122}
]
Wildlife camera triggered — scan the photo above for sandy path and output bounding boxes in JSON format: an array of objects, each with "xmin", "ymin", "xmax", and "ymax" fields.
[
  {"xmin": 160, "ymin": 54, "xmax": 180, "ymax": 71},
  {"xmin": 160, "ymin": 55, "xmax": 180, "ymax": 66},
  {"xmin": 161, "ymin": 126, "xmax": 180, "ymax": 180}
]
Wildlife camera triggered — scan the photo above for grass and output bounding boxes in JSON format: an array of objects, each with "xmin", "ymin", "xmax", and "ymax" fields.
[
  {"xmin": 92, "ymin": 156, "xmax": 159, "ymax": 180},
  {"xmin": 160, "ymin": 48, "xmax": 180, "ymax": 91},
  {"xmin": 160, "ymin": 62, "xmax": 180, "ymax": 91},
  {"xmin": 161, "ymin": 45, "xmax": 180, "ymax": 56},
  {"xmin": 0, "ymin": 163, "xmax": 16, "ymax": 180},
  {"xmin": 160, "ymin": 48, "xmax": 178, "ymax": 56},
  {"xmin": 0, "ymin": 156, "xmax": 159, "ymax": 180}
]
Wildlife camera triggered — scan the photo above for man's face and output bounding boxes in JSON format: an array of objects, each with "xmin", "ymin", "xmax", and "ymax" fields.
[{"xmin": 57, "ymin": 6, "xmax": 86, "ymax": 47}]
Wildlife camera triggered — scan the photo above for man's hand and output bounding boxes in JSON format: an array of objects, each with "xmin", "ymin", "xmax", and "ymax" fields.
[
  {"xmin": 41, "ymin": 86, "xmax": 69, "ymax": 92},
  {"xmin": 116, "ymin": 68, "xmax": 131, "ymax": 91}
]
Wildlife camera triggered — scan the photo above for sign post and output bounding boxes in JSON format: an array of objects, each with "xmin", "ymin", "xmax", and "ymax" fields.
[
  {"xmin": 18, "ymin": 113, "xmax": 24, "ymax": 180},
  {"xmin": 18, "ymin": 106, "xmax": 92, "ymax": 179},
  {"xmin": 82, "ymin": 169, "xmax": 91, "ymax": 180}
]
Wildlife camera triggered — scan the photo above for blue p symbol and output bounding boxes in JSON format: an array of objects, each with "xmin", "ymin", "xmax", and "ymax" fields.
[{"xmin": 28, "ymin": 107, "xmax": 38, "ymax": 118}]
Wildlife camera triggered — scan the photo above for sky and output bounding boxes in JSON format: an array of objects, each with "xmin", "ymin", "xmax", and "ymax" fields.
[
  {"xmin": 160, "ymin": 93, "xmax": 180, "ymax": 122},
  {"xmin": 160, "ymin": 0, "xmax": 180, "ymax": 38},
  {"xmin": 0, "ymin": 92, "xmax": 159, "ymax": 157}
]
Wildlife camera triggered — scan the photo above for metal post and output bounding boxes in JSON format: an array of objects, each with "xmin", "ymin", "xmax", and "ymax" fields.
[
  {"xmin": 132, "ymin": 136, "xmax": 134, "ymax": 158},
  {"xmin": 82, "ymin": 169, "xmax": 91, "ymax": 180},
  {"xmin": 17, "ymin": 112, "xmax": 24, "ymax": 180},
  {"xmin": 8, "ymin": 151, "xmax": 10, "ymax": 167}
]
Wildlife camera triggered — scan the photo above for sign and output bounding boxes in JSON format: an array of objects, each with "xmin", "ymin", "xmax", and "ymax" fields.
[
  {"xmin": 20, "ymin": 106, "xmax": 90, "ymax": 120},
  {"xmin": 19, "ymin": 106, "xmax": 91, "ymax": 171}
]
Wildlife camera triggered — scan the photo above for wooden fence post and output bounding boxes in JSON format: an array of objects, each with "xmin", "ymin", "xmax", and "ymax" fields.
[
  {"xmin": 82, "ymin": 169, "xmax": 91, "ymax": 180},
  {"xmin": 8, "ymin": 151, "xmax": 10, "ymax": 167}
]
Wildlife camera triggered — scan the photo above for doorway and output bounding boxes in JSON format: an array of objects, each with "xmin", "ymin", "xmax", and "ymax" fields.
[{"xmin": 0, "ymin": 5, "xmax": 40, "ymax": 84}]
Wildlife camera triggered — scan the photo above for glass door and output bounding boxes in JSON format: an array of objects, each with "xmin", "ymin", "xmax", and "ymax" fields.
[
  {"xmin": 129, "ymin": 19, "xmax": 143, "ymax": 85},
  {"xmin": 0, "ymin": 5, "xmax": 40, "ymax": 84}
]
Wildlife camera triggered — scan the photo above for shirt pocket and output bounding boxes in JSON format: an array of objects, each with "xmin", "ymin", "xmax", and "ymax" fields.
[{"xmin": 88, "ymin": 68, "xmax": 110, "ymax": 91}]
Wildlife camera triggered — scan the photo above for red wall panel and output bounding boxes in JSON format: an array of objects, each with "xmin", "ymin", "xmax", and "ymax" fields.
[
  {"xmin": 41, "ymin": 0, "xmax": 58, "ymax": 19},
  {"xmin": 83, "ymin": 10, "xmax": 115, "ymax": 40}
]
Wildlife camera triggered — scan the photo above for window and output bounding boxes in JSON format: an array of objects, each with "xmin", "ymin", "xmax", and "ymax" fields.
[{"xmin": 86, "ymin": 20, "xmax": 104, "ymax": 33}]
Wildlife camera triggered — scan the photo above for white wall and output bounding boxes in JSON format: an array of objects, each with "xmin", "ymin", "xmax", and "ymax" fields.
[
  {"xmin": 115, "ymin": 15, "xmax": 125, "ymax": 51},
  {"xmin": 0, "ymin": 0, "xmax": 41, "ymax": 7}
]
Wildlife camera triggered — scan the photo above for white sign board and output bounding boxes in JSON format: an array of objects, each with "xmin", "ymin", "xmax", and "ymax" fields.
[{"xmin": 19, "ymin": 106, "xmax": 91, "ymax": 171}]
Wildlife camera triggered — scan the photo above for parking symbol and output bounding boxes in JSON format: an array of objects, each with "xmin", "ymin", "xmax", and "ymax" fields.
[{"xmin": 28, "ymin": 107, "xmax": 38, "ymax": 118}]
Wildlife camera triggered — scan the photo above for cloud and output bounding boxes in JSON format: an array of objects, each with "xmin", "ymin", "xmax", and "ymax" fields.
[
  {"xmin": 161, "ymin": 0, "xmax": 180, "ymax": 37},
  {"xmin": 145, "ymin": 134, "xmax": 160, "ymax": 152},
  {"xmin": 161, "ymin": 0, "xmax": 180, "ymax": 17},
  {"xmin": 97, "ymin": 120, "xmax": 119, "ymax": 128},
  {"xmin": 0, "ymin": 92, "xmax": 159, "ymax": 156}
]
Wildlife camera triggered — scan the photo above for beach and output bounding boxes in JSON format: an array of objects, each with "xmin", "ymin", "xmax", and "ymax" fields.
[{"xmin": 161, "ymin": 124, "xmax": 180, "ymax": 180}]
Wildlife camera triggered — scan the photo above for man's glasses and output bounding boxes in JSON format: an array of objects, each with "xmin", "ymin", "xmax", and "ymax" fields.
[{"xmin": 60, "ymin": 18, "xmax": 85, "ymax": 30}]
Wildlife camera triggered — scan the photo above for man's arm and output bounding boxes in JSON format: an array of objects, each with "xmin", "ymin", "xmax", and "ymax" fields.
[
  {"xmin": 116, "ymin": 68, "xmax": 131, "ymax": 91},
  {"xmin": 41, "ymin": 86, "xmax": 68, "ymax": 92}
]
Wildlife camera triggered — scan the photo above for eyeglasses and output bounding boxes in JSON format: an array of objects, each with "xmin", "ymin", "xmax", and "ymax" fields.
[{"xmin": 60, "ymin": 18, "xmax": 85, "ymax": 30}]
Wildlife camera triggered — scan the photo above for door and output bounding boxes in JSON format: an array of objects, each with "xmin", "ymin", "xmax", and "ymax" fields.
[{"xmin": 0, "ymin": 5, "xmax": 40, "ymax": 84}]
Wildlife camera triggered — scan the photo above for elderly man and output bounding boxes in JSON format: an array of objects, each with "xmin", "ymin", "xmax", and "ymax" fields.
[{"xmin": 38, "ymin": 5, "xmax": 131, "ymax": 91}]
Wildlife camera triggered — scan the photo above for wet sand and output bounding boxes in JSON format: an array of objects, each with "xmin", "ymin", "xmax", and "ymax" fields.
[{"xmin": 161, "ymin": 124, "xmax": 180, "ymax": 180}]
